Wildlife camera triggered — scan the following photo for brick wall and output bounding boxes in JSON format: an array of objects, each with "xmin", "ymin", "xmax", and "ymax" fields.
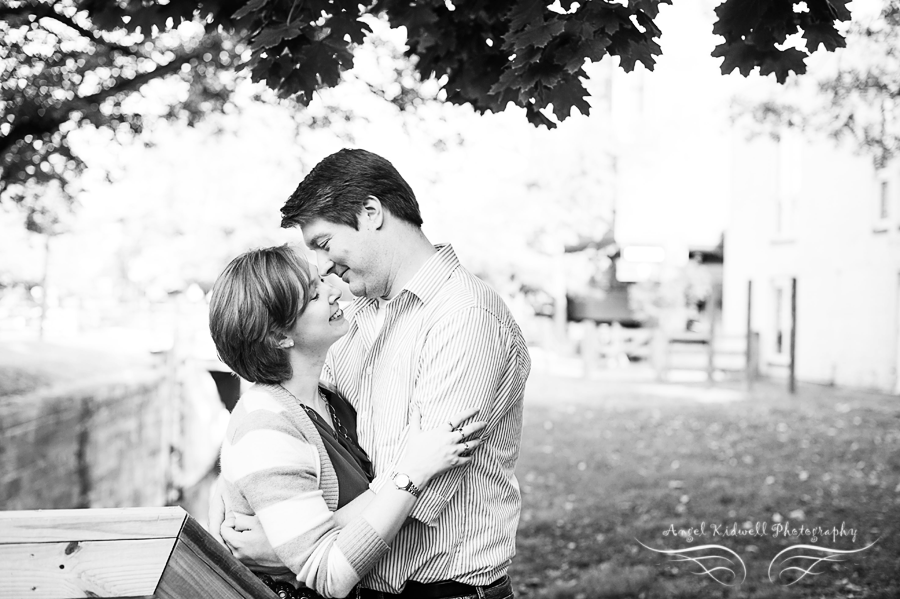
[{"xmin": 0, "ymin": 367, "xmax": 175, "ymax": 509}]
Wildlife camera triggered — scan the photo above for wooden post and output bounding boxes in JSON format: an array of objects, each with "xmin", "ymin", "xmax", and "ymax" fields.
[
  {"xmin": 789, "ymin": 277, "xmax": 797, "ymax": 394},
  {"xmin": 749, "ymin": 332, "xmax": 760, "ymax": 383},
  {"xmin": 745, "ymin": 281, "xmax": 754, "ymax": 389},
  {"xmin": 707, "ymin": 285, "xmax": 719, "ymax": 384}
]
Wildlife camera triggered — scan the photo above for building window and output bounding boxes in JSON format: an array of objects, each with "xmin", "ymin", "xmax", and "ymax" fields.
[{"xmin": 772, "ymin": 282, "xmax": 793, "ymax": 359}]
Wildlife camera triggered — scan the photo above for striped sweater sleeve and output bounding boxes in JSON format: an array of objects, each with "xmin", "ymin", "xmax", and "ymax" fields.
[{"xmin": 220, "ymin": 391, "xmax": 389, "ymax": 598}]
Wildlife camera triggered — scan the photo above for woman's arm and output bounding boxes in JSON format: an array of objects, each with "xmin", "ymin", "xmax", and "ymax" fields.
[{"xmin": 224, "ymin": 404, "xmax": 484, "ymax": 598}]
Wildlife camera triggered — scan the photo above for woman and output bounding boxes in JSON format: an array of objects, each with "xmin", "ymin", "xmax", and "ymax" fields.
[{"xmin": 208, "ymin": 245, "xmax": 484, "ymax": 599}]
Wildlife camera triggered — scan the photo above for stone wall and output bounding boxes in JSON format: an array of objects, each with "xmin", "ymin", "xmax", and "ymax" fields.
[{"xmin": 0, "ymin": 368, "xmax": 175, "ymax": 510}]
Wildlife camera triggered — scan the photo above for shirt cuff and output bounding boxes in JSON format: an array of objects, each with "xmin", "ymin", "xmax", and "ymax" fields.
[
  {"xmin": 369, "ymin": 472, "xmax": 391, "ymax": 494},
  {"xmin": 409, "ymin": 490, "xmax": 450, "ymax": 527}
]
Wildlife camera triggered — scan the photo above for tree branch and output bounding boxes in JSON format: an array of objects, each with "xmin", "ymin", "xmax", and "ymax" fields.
[
  {"xmin": 39, "ymin": 10, "xmax": 140, "ymax": 57},
  {"xmin": 0, "ymin": 39, "xmax": 215, "ymax": 158}
]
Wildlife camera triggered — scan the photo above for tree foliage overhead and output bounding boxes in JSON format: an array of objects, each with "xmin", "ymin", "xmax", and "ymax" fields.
[
  {"xmin": 741, "ymin": 1, "xmax": 900, "ymax": 168},
  {"xmin": 1, "ymin": 0, "xmax": 854, "ymax": 221}
]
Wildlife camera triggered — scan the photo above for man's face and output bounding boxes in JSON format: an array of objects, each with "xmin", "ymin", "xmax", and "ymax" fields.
[{"xmin": 302, "ymin": 217, "xmax": 385, "ymax": 299}]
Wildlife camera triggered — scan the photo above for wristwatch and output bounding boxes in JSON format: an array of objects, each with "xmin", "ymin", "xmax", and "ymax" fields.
[{"xmin": 392, "ymin": 472, "xmax": 421, "ymax": 498}]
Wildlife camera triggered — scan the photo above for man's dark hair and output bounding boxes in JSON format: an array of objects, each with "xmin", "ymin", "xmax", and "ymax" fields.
[
  {"xmin": 208, "ymin": 245, "xmax": 312, "ymax": 385},
  {"xmin": 281, "ymin": 149, "xmax": 423, "ymax": 230}
]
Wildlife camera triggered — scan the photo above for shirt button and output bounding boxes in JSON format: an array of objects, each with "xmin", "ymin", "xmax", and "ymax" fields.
[{"xmin": 365, "ymin": 367, "xmax": 373, "ymax": 375}]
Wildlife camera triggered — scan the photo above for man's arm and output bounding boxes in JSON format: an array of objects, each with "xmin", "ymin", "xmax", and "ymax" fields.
[{"xmin": 407, "ymin": 306, "xmax": 521, "ymax": 525}]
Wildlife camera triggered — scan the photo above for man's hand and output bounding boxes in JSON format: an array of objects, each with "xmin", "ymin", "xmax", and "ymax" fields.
[{"xmin": 222, "ymin": 513, "xmax": 286, "ymax": 574}]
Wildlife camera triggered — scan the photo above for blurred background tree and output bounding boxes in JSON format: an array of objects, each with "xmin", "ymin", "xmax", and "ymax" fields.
[{"xmin": 738, "ymin": 0, "xmax": 900, "ymax": 168}]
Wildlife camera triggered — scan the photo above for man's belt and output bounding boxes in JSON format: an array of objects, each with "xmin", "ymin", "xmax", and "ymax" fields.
[{"xmin": 357, "ymin": 575, "xmax": 508, "ymax": 599}]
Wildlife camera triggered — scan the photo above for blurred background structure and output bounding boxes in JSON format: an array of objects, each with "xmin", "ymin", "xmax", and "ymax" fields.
[{"xmin": 2, "ymin": 0, "xmax": 900, "ymax": 596}]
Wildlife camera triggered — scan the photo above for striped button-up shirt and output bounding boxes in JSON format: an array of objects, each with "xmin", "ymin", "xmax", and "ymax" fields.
[{"xmin": 322, "ymin": 244, "xmax": 531, "ymax": 593}]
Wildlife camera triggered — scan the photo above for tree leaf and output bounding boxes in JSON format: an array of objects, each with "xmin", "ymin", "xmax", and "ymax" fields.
[
  {"xmin": 802, "ymin": 21, "xmax": 846, "ymax": 52},
  {"xmin": 232, "ymin": 0, "xmax": 269, "ymax": 21},
  {"xmin": 549, "ymin": 76, "xmax": 591, "ymax": 120},
  {"xmin": 508, "ymin": 0, "xmax": 547, "ymax": 33},
  {"xmin": 758, "ymin": 47, "xmax": 807, "ymax": 83},
  {"xmin": 512, "ymin": 20, "xmax": 566, "ymax": 50},
  {"xmin": 251, "ymin": 23, "xmax": 305, "ymax": 50},
  {"xmin": 713, "ymin": 0, "xmax": 775, "ymax": 38},
  {"xmin": 712, "ymin": 40, "xmax": 761, "ymax": 77}
]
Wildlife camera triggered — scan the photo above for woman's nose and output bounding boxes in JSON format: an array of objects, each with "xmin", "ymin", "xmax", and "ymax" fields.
[{"xmin": 327, "ymin": 283, "xmax": 342, "ymax": 302}]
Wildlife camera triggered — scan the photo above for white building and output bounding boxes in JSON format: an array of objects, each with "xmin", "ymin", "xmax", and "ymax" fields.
[{"xmin": 722, "ymin": 131, "xmax": 900, "ymax": 393}]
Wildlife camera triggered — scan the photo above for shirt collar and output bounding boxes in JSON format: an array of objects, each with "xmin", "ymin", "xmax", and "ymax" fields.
[
  {"xmin": 344, "ymin": 244, "xmax": 459, "ymax": 319},
  {"xmin": 400, "ymin": 244, "xmax": 459, "ymax": 305}
]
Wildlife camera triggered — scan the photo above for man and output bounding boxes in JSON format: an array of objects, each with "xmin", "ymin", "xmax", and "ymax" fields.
[{"xmin": 213, "ymin": 149, "xmax": 530, "ymax": 599}]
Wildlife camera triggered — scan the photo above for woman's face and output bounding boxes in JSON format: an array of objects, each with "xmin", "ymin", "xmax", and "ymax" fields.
[{"xmin": 287, "ymin": 266, "xmax": 349, "ymax": 352}]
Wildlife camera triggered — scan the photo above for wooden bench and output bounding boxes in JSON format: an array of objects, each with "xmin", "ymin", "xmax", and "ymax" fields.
[{"xmin": 0, "ymin": 507, "xmax": 277, "ymax": 599}]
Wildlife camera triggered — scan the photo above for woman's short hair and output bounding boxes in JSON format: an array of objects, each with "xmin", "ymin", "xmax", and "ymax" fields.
[{"xmin": 208, "ymin": 245, "xmax": 312, "ymax": 384}]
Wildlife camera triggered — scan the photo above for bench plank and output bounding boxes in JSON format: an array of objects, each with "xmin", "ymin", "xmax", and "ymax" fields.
[
  {"xmin": 0, "ymin": 507, "xmax": 186, "ymax": 543},
  {"xmin": 0, "ymin": 537, "xmax": 176, "ymax": 598}
]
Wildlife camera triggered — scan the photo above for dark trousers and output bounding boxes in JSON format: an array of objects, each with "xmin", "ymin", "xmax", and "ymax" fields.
[{"xmin": 356, "ymin": 576, "xmax": 513, "ymax": 599}]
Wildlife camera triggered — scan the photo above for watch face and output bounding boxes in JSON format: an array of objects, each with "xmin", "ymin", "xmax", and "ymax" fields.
[{"xmin": 394, "ymin": 473, "xmax": 410, "ymax": 488}]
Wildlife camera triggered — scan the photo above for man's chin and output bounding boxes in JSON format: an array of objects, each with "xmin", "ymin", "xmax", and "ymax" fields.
[{"xmin": 347, "ymin": 282, "xmax": 367, "ymax": 298}]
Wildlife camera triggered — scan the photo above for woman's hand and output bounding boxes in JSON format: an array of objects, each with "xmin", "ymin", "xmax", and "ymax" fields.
[
  {"xmin": 221, "ymin": 513, "xmax": 288, "ymax": 575},
  {"xmin": 395, "ymin": 406, "xmax": 487, "ymax": 489}
]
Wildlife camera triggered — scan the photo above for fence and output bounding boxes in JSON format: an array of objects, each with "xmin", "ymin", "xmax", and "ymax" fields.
[{"xmin": 653, "ymin": 331, "xmax": 760, "ymax": 384}]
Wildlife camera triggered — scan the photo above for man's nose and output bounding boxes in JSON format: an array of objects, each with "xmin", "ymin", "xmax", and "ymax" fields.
[{"xmin": 317, "ymin": 252, "xmax": 334, "ymax": 276}]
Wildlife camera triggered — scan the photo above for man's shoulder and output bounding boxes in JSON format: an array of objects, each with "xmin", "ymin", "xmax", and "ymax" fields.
[{"xmin": 436, "ymin": 265, "xmax": 515, "ymax": 321}]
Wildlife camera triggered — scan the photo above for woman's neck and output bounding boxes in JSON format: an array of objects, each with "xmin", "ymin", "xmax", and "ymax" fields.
[{"xmin": 279, "ymin": 353, "xmax": 326, "ymax": 406}]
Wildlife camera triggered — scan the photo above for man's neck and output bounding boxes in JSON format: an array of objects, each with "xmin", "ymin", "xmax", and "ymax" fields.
[{"xmin": 381, "ymin": 229, "xmax": 437, "ymax": 302}]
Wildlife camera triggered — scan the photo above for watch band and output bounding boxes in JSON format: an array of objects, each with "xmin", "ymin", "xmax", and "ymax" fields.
[{"xmin": 392, "ymin": 472, "xmax": 421, "ymax": 498}]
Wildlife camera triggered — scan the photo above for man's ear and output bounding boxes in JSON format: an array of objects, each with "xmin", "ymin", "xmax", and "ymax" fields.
[
  {"xmin": 361, "ymin": 196, "xmax": 384, "ymax": 230},
  {"xmin": 277, "ymin": 337, "xmax": 295, "ymax": 349}
]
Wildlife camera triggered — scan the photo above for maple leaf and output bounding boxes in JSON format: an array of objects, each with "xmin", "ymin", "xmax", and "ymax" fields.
[
  {"xmin": 511, "ymin": 20, "xmax": 567, "ymax": 51},
  {"xmin": 525, "ymin": 104, "xmax": 556, "ymax": 129},
  {"xmin": 713, "ymin": 0, "xmax": 775, "ymax": 39},
  {"xmin": 712, "ymin": 41, "xmax": 761, "ymax": 77},
  {"xmin": 508, "ymin": 0, "xmax": 546, "ymax": 33},
  {"xmin": 629, "ymin": 0, "xmax": 674, "ymax": 19},
  {"xmin": 758, "ymin": 47, "xmax": 807, "ymax": 83},
  {"xmin": 802, "ymin": 22, "xmax": 846, "ymax": 52},
  {"xmin": 251, "ymin": 23, "xmax": 305, "ymax": 51},
  {"xmin": 326, "ymin": 14, "xmax": 372, "ymax": 45},
  {"xmin": 232, "ymin": 0, "xmax": 269, "ymax": 21},
  {"xmin": 549, "ymin": 76, "xmax": 591, "ymax": 120},
  {"xmin": 825, "ymin": 0, "xmax": 852, "ymax": 21}
]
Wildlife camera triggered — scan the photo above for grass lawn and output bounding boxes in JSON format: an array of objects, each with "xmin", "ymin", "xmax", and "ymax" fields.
[{"xmin": 510, "ymin": 373, "xmax": 900, "ymax": 599}]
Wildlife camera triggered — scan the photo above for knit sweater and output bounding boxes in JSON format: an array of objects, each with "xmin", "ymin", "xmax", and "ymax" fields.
[{"xmin": 220, "ymin": 384, "xmax": 390, "ymax": 598}]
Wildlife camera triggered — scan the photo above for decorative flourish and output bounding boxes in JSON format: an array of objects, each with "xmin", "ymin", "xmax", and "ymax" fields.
[
  {"xmin": 636, "ymin": 540, "xmax": 747, "ymax": 586},
  {"xmin": 768, "ymin": 541, "xmax": 879, "ymax": 586}
]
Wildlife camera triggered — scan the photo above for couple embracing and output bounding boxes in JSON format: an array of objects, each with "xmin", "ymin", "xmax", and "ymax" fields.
[{"xmin": 207, "ymin": 149, "xmax": 531, "ymax": 599}]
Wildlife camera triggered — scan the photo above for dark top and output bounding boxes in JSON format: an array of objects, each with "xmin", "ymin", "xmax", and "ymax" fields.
[{"xmin": 300, "ymin": 385, "xmax": 374, "ymax": 508}]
